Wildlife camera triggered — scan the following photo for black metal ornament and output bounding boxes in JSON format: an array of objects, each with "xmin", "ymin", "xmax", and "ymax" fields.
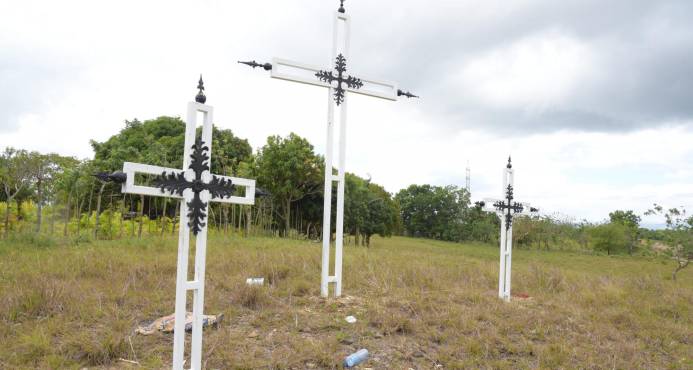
[
  {"xmin": 338, "ymin": 0, "xmax": 345, "ymax": 13},
  {"xmin": 493, "ymin": 184, "xmax": 526, "ymax": 231},
  {"xmin": 196, "ymin": 75, "xmax": 207, "ymax": 104},
  {"xmin": 153, "ymin": 138, "xmax": 235, "ymax": 235},
  {"xmin": 238, "ymin": 60, "xmax": 273, "ymax": 71},
  {"xmin": 316, "ymin": 54, "xmax": 363, "ymax": 106},
  {"xmin": 93, "ymin": 171, "xmax": 127, "ymax": 184},
  {"xmin": 397, "ymin": 89, "xmax": 419, "ymax": 99}
]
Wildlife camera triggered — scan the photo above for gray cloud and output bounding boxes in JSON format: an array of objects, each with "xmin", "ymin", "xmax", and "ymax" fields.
[
  {"xmin": 341, "ymin": 0, "xmax": 693, "ymax": 134},
  {"xmin": 2, "ymin": 0, "xmax": 692, "ymax": 137}
]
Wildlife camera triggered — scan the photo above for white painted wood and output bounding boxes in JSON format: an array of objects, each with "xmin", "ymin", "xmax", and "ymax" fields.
[
  {"xmin": 498, "ymin": 218, "xmax": 507, "ymax": 299},
  {"xmin": 320, "ymin": 87, "xmax": 335, "ymax": 297},
  {"xmin": 259, "ymin": 9, "xmax": 408, "ymax": 298},
  {"xmin": 120, "ymin": 99, "xmax": 256, "ymax": 370}
]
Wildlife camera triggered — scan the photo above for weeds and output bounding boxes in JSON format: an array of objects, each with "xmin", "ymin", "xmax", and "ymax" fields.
[{"xmin": 0, "ymin": 236, "xmax": 691, "ymax": 369}]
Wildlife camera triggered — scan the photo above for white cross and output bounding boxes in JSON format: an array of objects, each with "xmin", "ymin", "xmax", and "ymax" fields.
[
  {"xmin": 479, "ymin": 157, "xmax": 536, "ymax": 301},
  {"xmin": 240, "ymin": 2, "xmax": 416, "ymax": 298},
  {"xmin": 120, "ymin": 82, "xmax": 256, "ymax": 370}
]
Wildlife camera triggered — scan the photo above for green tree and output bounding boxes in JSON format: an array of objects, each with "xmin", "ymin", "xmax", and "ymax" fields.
[
  {"xmin": 255, "ymin": 133, "xmax": 323, "ymax": 235},
  {"xmin": 54, "ymin": 158, "xmax": 85, "ymax": 237},
  {"xmin": 0, "ymin": 148, "xmax": 32, "ymax": 238},
  {"xmin": 91, "ymin": 116, "xmax": 251, "ymax": 174},
  {"xmin": 90, "ymin": 116, "xmax": 252, "ymax": 237},
  {"xmin": 461, "ymin": 204, "xmax": 499, "ymax": 243},
  {"xmin": 361, "ymin": 182, "xmax": 399, "ymax": 246},
  {"xmin": 395, "ymin": 184, "xmax": 470, "ymax": 241},
  {"xmin": 590, "ymin": 222, "xmax": 629, "ymax": 255},
  {"xmin": 26, "ymin": 152, "xmax": 68, "ymax": 233},
  {"xmin": 645, "ymin": 204, "xmax": 692, "ymax": 280},
  {"xmin": 343, "ymin": 175, "xmax": 399, "ymax": 246},
  {"xmin": 609, "ymin": 209, "xmax": 641, "ymax": 255},
  {"xmin": 344, "ymin": 174, "xmax": 369, "ymax": 242}
]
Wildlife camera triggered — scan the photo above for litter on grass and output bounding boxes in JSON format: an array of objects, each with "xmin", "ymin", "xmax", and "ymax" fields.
[
  {"xmin": 345, "ymin": 315, "xmax": 357, "ymax": 324},
  {"xmin": 135, "ymin": 312, "xmax": 223, "ymax": 335},
  {"xmin": 344, "ymin": 349, "xmax": 369, "ymax": 368},
  {"xmin": 246, "ymin": 277, "xmax": 265, "ymax": 286}
]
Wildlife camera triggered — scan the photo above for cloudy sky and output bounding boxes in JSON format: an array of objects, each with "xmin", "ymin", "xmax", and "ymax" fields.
[{"xmin": 1, "ymin": 0, "xmax": 692, "ymax": 225}]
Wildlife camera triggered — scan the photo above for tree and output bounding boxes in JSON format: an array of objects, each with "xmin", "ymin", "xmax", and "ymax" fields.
[
  {"xmin": 589, "ymin": 222, "xmax": 629, "ymax": 255},
  {"xmin": 609, "ymin": 210, "xmax": 641, "ymax": 255},
  {"xmin": 255, "ymin": 133, "xmax": 323, "ymax": 235},
  {"xmin": 54, "ymin": 158, "xmax": 85, "ymax": 237},
  {"xmin": 344, "ymin": 174, "xmax": 369, "ymax": 243},
  {"xmin": 343, "ymin": 175, "xmax": 399, "ymax": 246},
  {"xmin": 0, "ymin": 148, "xmax": 32, "ymax": 238},
  {"xmin": 90, "ymin": 116, "xmax": 252, "ymax": 237},
  {"xmin": 645, "ymin": 204, "xmax": 692, "ymax": 280},
  {"xmin": 91, "ymin": 116, "xmax": 251, "ymax": 174},
  {"xmin": 395, "ymin": 184, "xmax": 470, "ymax": 241},
  {"xmin": 361, "ymin": 182, "xmax": 399, "ymax": 246},
  {"xmin": 26, "ymin": 152, "xmax": 67, "ymax": 233},
  {"xmin": 460, "ymin": 204, "xmax": 499, "ymax": 243}
]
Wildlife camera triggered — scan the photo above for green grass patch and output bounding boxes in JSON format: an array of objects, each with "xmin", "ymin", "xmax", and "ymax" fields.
[{"xmin": 0, "ymin": 235, "xmax": 690, "ymax": 369}]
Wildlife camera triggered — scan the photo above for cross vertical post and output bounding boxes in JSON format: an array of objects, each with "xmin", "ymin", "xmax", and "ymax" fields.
[
  {"xmin": 119, "ymin": 78, "xmax": 256, "ymax": 369},
  {"xmin": 240, "ymin": 1, "xmax": 417, "ymax": 298},
  {"xmin": 478, "ymin": 157, "xmax": 538, "ymax": 301}
]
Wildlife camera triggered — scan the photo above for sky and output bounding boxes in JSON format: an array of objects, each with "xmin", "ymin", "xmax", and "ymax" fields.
[{"xmin": 1, "ymin": 0, "xmax": 692, "ymax": 225}]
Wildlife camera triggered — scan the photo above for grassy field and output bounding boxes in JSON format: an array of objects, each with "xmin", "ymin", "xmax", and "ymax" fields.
[{"xmin": 0, "ymin": 235, "xmax": 691, "ymax": 369}]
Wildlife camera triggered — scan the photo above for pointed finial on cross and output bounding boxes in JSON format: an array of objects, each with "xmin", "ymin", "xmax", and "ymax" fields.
[
  {"xmin": 196, "ymin": 75, "xmax": 207, "ymax": 103},
  {"xmin": 507, "ymin": 155, "xmax": 512, "ymax": 169},
  {"xmin": 338, "ymin": 0, "xmax": 345, "ymax": 13},
  {"xmin": 397, "ymin": 89, "xmax": 419, "ymax": 99},
  {"xmin": 238, "ymin": 60, "xmax": 273, "ymax": 71}
]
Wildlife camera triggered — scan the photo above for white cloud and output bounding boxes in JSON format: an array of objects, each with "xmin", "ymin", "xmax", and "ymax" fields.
[{"xmin": 459, "ymin": 30, "xmax": 594, "ymax": 109}]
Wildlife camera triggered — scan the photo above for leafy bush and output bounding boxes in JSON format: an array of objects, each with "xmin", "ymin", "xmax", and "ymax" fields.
[{"xmin": 589, "ymin": 223, "xmax": 630, "ymax": 255}]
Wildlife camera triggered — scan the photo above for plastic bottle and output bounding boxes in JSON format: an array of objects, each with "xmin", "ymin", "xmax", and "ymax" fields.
[{"xmin": 343, "ymin": 349, "xmax": 369, "ymax": 368}]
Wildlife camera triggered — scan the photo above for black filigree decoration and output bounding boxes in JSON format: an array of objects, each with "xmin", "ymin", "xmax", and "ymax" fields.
[
  {"xmin": 93, "ymin": 171, "xmax": 127, "ymax": 184},
  {"xmin": 155, "ymin": 172, "xmax": 189, "ymax": 196},
  {"xmin": 493, "ymin": 184, "xmax": 525, "ymax": 231},
  {"xmin": 153, "ymin": 137, "xmax": 235, "ymax": 235},
  {"xmin": 316, "ymin": 54, "xmax": 363, "ymax": 106}
]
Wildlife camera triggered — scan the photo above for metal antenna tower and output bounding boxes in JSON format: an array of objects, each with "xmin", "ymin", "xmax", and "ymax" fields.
[{"xmin": 465, "ymin": 161, "xmax": 471, "ymax": 193}]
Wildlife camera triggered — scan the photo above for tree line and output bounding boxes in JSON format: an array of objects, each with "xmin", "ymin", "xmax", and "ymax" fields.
[{"xmin": 1, "ymin": 116, "xmax": 690, "ymax": 277}]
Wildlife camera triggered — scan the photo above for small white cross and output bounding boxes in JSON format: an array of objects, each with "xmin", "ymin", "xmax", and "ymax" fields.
[{"xmin": 479, "ymin": 157, "xmax": 536, "ymax": 301}]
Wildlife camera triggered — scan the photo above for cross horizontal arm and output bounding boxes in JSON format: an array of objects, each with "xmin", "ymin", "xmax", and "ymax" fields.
[
  {"xmin": 271, "ymin": 58, "xmax": 399, "ymax": 101},
  {"xmin": 213, "ymin": 176, "xmax": 256, "ymax": 205},
  {"xmin": 480, "ymin": 198, "xmax": 536, "ymax": 216},
  {"xmin": 122, "ymin": 162, "xmax": 184, "ymax": 198},
  {"xmin": 515, "ymin": 202, "xmax": 538, "ymax": 215},
  {"xmin": 481, "ymin": 198, "xmax": 503, "ymax": 214},
  {"xmin": 121, "ymin": 162, "xmax": 256, "ymax": 205}
]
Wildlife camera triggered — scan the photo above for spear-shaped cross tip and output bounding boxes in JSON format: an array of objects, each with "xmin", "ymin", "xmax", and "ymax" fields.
[{"xmin": 196, "ymin": 75, "xmax": 207, "ymax": 103}]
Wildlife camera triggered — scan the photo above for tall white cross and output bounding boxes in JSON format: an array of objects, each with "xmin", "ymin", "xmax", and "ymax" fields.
[
  {"xmin": 240, "ymin": 1, "xmax": 417, "ymax": 298},
  {"xmin": 120, "ymin": 78, "xmax": 256, "ymax": 370},
  {"xmin": 478, "ymin": 157, "xmax": 537, "ymax": 301}
]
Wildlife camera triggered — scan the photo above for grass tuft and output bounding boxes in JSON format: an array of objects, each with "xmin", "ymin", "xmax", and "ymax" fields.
[{"xmin": 0, "ymin": 235, "xmax": 690, "ymax": 368}]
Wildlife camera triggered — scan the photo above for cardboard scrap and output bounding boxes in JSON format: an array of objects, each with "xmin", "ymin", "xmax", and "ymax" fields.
[{"xmin": 136, "ymin": 312, "xmax": 223, "ymax": 335}]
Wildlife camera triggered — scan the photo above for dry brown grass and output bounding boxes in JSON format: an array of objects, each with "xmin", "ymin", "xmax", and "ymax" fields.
[{"xmin": 0, "ymin": 235, "xmax": 691, "ymax": 369}]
